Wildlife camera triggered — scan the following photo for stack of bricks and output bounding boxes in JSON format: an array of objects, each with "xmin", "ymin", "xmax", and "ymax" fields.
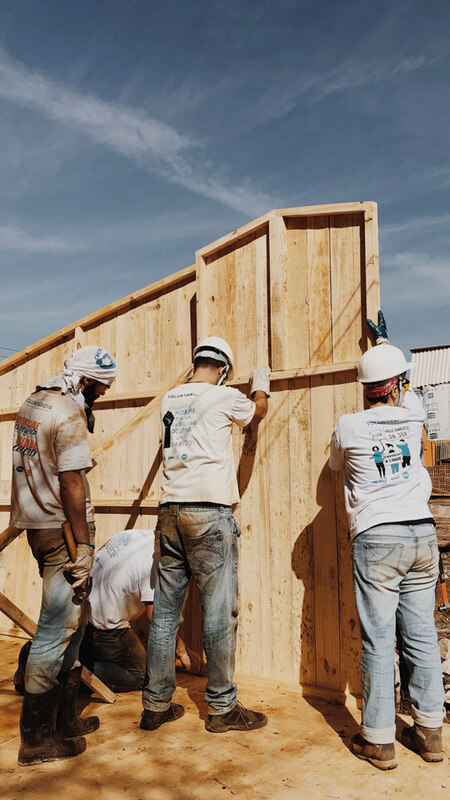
[{"xmin": 428, "ymin": 463, "xmax": 450, "ymax": 495}]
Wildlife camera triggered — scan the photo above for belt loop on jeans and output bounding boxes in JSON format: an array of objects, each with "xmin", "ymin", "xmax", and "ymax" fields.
[{"xmin": 160, "ymin": 503, "xmax": 178, "ymax": 515}]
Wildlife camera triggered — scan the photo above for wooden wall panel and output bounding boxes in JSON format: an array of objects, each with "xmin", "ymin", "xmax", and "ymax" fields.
[
  {"xmin": 289, "ymin": 377, "xmax": 315, "ymax": 686},
  {"xmin": 0, "ymin": 202, "xmax": 379, "ymax": 703},
  {"xmin": 196, "ymin": 227, "xmax": 269, "ymax": 378}
]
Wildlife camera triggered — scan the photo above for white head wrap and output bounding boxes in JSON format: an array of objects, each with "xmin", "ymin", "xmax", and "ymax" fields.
[{"xmin": 37, "ymin": 345, "xmax": 117, "ymax": 407}]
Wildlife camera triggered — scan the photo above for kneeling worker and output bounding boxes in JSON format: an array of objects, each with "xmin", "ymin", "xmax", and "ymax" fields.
[{"xmin": 81, "ymin": 528, "xmax": 206, "ymax": 690}]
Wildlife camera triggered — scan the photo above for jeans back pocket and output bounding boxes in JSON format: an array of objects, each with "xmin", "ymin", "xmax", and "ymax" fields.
[
  {"xmin": 184, "ymin": 531, "xmax": 224, "ymax": 576},
  {"xmin": 364, "ymin": 543, "xmax": 403, "ymax": 583}
]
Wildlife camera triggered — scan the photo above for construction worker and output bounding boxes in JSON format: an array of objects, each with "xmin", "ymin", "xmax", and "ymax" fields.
[
  {"xmin": 140, "ymin": 337, "xmax": 270, "ymax": 733},
  {"xmin": 79, "ymin": 528, "xmax": 206, "ymax": 690},
  {"xmin": 9, "ymin": 345, "xmax": 117, "ymax": 766},
  {"xmin": 329, "ymin": 313, "xmax": 445, "ymax": 770}
]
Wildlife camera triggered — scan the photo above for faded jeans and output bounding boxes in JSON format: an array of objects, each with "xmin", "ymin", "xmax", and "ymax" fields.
[
  {"xmin": 352, "ymin": 522, "xmax": 445, "ymax": 744},
  {"xmin": 143, "ymin": 504, "xmax": 239, "ymax": 715},
  {"xmin": 25, "ymin": 524, "xmax": 95, "ymax": 694}
]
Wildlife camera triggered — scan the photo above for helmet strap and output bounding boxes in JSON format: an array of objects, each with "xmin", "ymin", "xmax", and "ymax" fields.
[{"xmin": 217, "ymin": 365, "xmax": 229, "ymax": 386}]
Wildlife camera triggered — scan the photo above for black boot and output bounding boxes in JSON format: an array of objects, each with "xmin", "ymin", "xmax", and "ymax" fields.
[
  {"xmin": 57, "ymin": 666, "xmax": 100, "ymax": 738},
  {"xmin": 18, "ymin": 686, "xmax": 86, "ymax": 766},
  {"xmin": 13, "ymin": 640, "xmax": 32, "ymax": 696}
]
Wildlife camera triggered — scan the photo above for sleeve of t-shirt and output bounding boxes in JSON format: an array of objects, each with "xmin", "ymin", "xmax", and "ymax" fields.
[
  {"xmin": 329, "ymin": 422, "xmax": 345, "ymax": 471},
  {"xmin": 230, "ymin": 389, "xmax": 256, "ymax": 428},
  {"xmin": 136, "ymin": 560, "xmax": 155, "ymax": 603},
  {"xmin": 401, "ymin": 389, "xmax": 425, "ymax": 422},
  {"xmin": 54, "ymin": 406, "xmax": 93, "ymax": 473}
]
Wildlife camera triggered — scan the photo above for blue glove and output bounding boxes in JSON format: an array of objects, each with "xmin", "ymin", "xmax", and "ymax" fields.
[{"xmin": 367, "ymin": 310, "xmax": 389, "ymax": 344}]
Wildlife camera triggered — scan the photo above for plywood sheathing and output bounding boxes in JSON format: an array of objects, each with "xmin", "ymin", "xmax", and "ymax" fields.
[{"xmin": 0, "ymin": 202, "xmax": 379, "ymax": 704}]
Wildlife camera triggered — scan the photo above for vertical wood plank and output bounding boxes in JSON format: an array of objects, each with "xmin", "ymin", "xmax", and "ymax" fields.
[
  {"xmin": 333, "ymin": 370, "xmax": 361, "ymax": 699},
  {"xmin": 289, "ymin": 377, "xmax": 316, "ymax": 686},
  {"xmin": 310, "ymin": 374, "xmax": 341, "ymax": 690},
  {"xmin": 269, "ymin": 214, "xmax": 289, "ymax": 370},
  {"xmin": 307, "ymin": 215, "xmax": 332, "ymax": 366}
]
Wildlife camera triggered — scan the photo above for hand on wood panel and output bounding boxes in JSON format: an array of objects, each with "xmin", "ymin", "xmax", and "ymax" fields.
[{"xmin": 250, "ymin": 366, "xmax": 271, "ymax": 397}]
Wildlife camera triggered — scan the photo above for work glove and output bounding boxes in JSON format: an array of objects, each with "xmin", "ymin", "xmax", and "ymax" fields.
[
  {"xmin": 67, "ymin": 543, "xmax": 95, "ymax": 589},
  {"xmin": 250, "ymin": 366, "xmax": 271, "ymax": 397},
  {"xmin": 367, "ymin": 310, "xmax": 389, "ymax": 345}
]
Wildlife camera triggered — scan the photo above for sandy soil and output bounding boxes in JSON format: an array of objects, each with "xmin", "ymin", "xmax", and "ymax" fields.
[{"xmin": 1, "ymin": 637, "xmax": 448, "ymax": 800}]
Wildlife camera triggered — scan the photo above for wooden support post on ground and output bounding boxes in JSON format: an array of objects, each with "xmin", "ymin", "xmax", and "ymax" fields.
[{"xmin": 0, "ymin": 592, "xmax": 115, "ymax": 703}]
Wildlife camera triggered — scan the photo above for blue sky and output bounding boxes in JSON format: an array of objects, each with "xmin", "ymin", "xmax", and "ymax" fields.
[{"xmin": 0, "ymin": 0, "xmax": 449, "ymax": 363}]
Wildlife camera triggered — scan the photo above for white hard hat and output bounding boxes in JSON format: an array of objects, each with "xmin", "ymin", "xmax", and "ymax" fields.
[
  {"xmin": 193, "ymin": 336, "xmax": 234, "ymax": 376},
  {"xmin": 357, "ymin": 344, "xmax": 414, "ymax": 384}
]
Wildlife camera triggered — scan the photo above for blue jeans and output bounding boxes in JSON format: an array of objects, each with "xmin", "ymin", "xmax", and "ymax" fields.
[
  {"xmin": 25, "ymin": 525, "xmax": 94, "ymax": 694},
  {"xmin": 143, "ymin": 504, "xmax": 239, "ymax": 715},
  {"xmin": 352, "ymin": 522, "xmax": 445, "ymax": 744}
]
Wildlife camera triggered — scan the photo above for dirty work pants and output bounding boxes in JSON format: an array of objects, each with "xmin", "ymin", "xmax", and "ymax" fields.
[
  {"xmin": 352, "ymin": 522, "xmax": 445, "ymax": 744},
  {"xmin": 143, "ymin": 504, "xmax": 239, "ymax": 715},
  {"xmin": 81, "ymin": 623, "xmax": 147, "ymax": 692},
  {"xmin": 25, "ymin": 525, "xmax": 94, "ymax": 694}
]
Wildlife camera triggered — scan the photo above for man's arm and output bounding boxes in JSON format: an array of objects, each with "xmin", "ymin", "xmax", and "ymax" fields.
[
  {"xmin": 59, "ymin": 469, "xmax": 90, "ymax": 544},
  {"xmin": 252, "ymin": 390, "xmax": 268, "ymax": 423}
]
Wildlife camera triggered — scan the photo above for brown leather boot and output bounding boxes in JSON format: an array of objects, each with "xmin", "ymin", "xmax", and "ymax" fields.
[
  {"xmin": 18, "ymin": 687, "xmax": 86, "ymax": 766},
  {"xmin": 206, "ymin": 702, "xmax": 268, "ymax": 733},
  {"xmin": 401, "ymin": 723, "xmax": 444, "ymax": 762},
  {"xmin": 57, "ymin": 667, "xmax": 99, "ymax": 737},
  {"xmin": 140, "ymin": 703, "xmax": 185, "ymax": 731},
  {"xmin": 351, "ymin": 733, "xmax": 397, "ymax": 770}
]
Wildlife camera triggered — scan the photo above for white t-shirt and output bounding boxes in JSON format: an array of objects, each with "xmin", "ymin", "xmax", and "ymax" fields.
[
  {"xmin": 329, "ymin": 390, "xmax": 432, "ymax": 538},
  {"xmin": 10, "ymin": 389, "xmax": 94, "ymax": 530},
  {"xmin": 160, "ymin": 382, "xmax": 255, "ymax": 505},
  {"xmin": 89, "ymin": 529, "xmax": 157, "ymax": 630}
]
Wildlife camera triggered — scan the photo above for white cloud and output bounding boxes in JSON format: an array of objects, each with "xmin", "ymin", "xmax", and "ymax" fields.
[
  {"xmin": 381, "ymin": 213, "xmax": 450, "ymax": 237},
  {"xmin": 381, "ymin": 250, "xmax": 450, "ymax": 308},
  {"xmin": 0, "ymin": 221, "xmax": 82, "ymax": 253},
  {"xmin": 0, "ymin": 49, "xmax": 272, "ymax": 216}
]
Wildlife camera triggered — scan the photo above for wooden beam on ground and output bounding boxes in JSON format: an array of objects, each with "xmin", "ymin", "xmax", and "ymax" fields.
[{"xmin": 0, "ymin": 592, "xmax": 115, "ymax": 703}]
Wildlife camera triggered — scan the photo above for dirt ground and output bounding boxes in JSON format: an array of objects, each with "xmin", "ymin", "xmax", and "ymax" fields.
[{"xmin": 0, "ymin": 637, "xmax": 448, "ymax": 800}]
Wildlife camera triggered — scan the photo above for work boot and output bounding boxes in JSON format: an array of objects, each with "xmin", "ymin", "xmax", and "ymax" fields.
[
  {"xmin": 140, "ymin": 703, "xmax": 185, "ymax": 731},
  {"xmin": 18, "ymin": 686, "xmax": 86, "ymax": 766},
  {"xmin": 206, "ymin": 702, "xmax": 268, "ymax": 733},
  {"xmin": 401, "ymin": 723, "xmax": 444, "ymax": 762},
  {"xmin": 57, "ymin": 667, "xmax": 100, "ymax": 737},
  {"xmin": 351, "ymin": 733, "xmax": 397, "ymax": 770},
  {"xmin": 13, "ymin": 640, "xmax": 32, "ymax": 696}
]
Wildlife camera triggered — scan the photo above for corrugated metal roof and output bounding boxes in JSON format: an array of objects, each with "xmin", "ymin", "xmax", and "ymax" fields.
[{"xmin": 410, "ymin": 346, "xmax": 450, "ymax": 388}]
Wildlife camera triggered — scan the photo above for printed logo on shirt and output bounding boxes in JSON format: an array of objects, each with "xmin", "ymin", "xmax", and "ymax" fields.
[
  {"xmin": 367, "ymin": 422, "xmax": 411, "ymax": 483},
  {"xmin": 25, "ymin": 398, "xmax": 52, "ymax": 410},
  {"xmin": 164, "ymin": 402, "xmax": 197, "ymax": 449},
  {"xmin": 12, "ymin": 416, "xmax": 41, "ymax": 458}
]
